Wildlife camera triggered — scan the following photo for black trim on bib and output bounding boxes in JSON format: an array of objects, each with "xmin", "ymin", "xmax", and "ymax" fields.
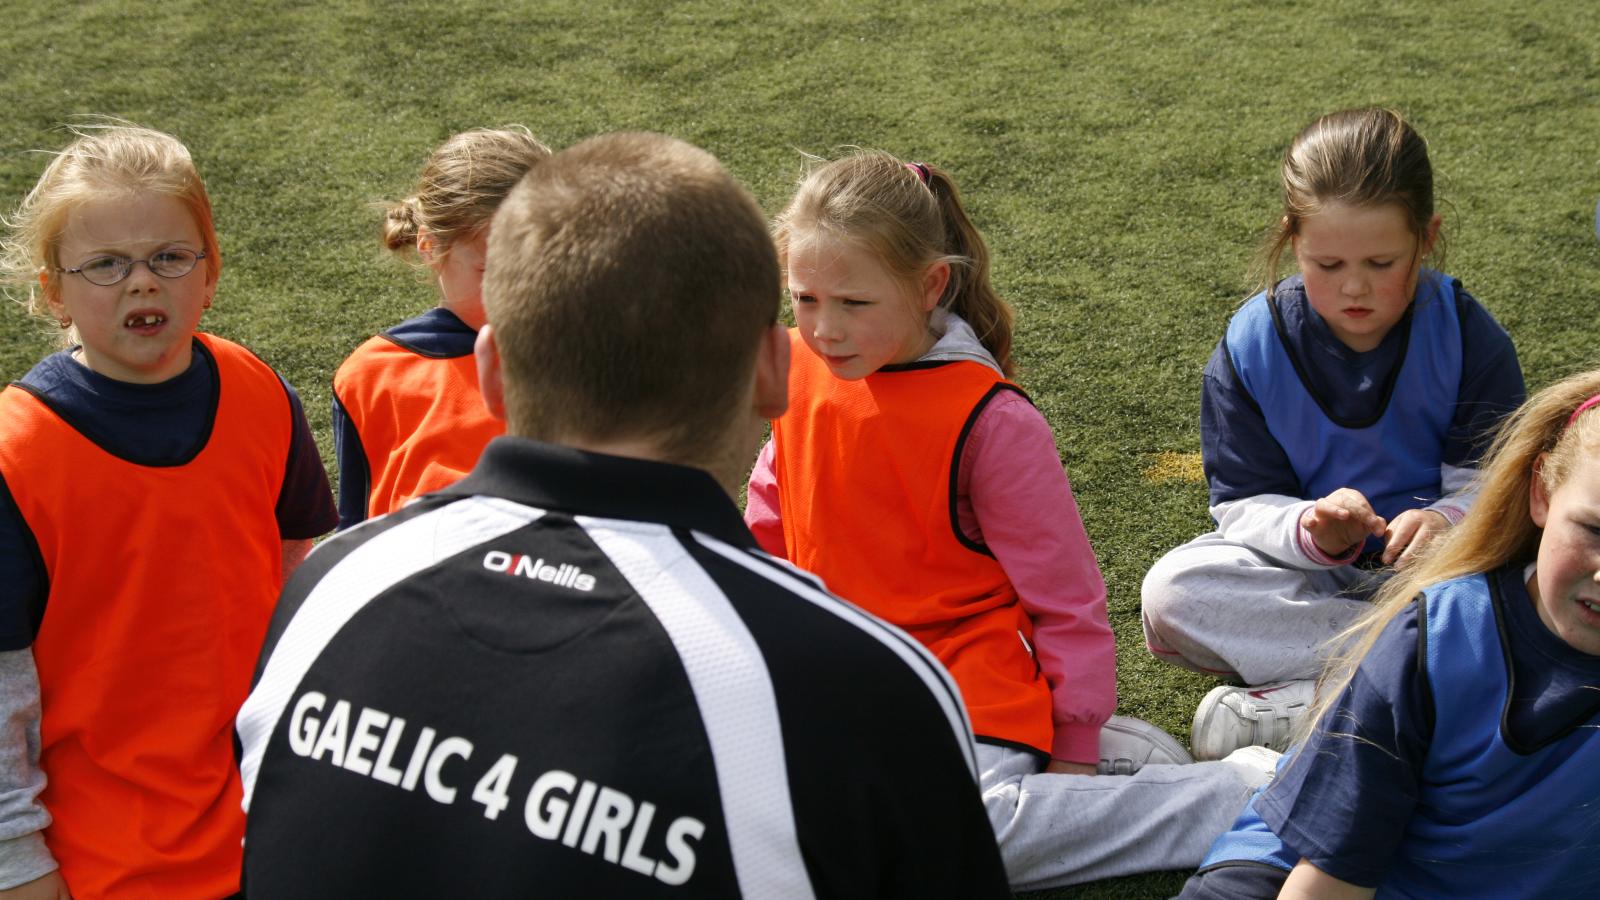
[
  {"xmin": 878, "ymin": 359, "xmax": 962, "ymax": 373},
  {"xmin": 1490, "ymin": 576, "xmax": 1600, "ymax": 754},
  {"xmin": 1193, "ymin": 859, "xmax": 1293, "ymax": 877},
  {"xmin": 1266, "ymin": 286, "xmax": 1413, "ymax": 429},
  {"xmin": 947, "ymin": 382, "xmax": 1033, "ymax": 557},
  {"xmin": 974, "ymin": 734, "xmax": 1050, "ymax": 765},
  {"xmin": 1414, "ymin": 594, "xmax": 1436, "ymax": 741}
]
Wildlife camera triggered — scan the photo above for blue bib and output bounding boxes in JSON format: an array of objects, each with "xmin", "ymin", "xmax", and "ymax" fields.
[
  {"xmin": 1199, "ymin": 573, "xmax": 1600, "ymax": 897},
  {"xmin": 1225, "ymin": 275, "xmax": 1460, "ymax": 553},
  {"xmin": 1387, "ymin": 574, "xmax": 1600, "ymax": 897}
]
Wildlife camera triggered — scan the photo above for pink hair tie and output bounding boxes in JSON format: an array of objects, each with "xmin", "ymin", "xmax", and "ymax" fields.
[
  {"xmin": 1568, "ymin": 394, "xmax": 1600, "ymax": 429},
  {"xmin": 905, "ymin": 161, "xmax": 931, "ymax": 185}
]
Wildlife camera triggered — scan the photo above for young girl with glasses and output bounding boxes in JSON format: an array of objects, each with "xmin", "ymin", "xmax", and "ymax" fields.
[
  {"xmin": 331, "ymin": 127, "xmax": 550, "ymax": 528},
  {"xmin": 0, "ymin": 123, "xmax": 335, "ymax": 898},
  {"xmin": 746, "ymin": 150, "xmax": 1277, "ymax": 889},
  {"xmin": 1178, "ymin": 368, "xmax": 1600, "ymax": 898}
]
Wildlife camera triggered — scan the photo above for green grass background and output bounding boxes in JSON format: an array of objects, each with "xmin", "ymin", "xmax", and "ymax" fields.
[{"xmin": 1, "ymin": 1, "xmax": 1596, "ymax": 896}]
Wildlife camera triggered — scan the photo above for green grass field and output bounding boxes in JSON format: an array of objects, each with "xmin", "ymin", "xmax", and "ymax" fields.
[{"xmin": 2, "ymin": 2, "xmax": 1597, "ymax": 896}]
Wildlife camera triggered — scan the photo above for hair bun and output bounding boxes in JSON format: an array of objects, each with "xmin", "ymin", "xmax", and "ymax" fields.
[{"xmin": 381, "ymin": 198, "xmax": 423, "ymax": 252}]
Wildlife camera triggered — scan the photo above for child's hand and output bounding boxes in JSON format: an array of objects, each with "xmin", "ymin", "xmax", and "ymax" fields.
[
  {"xmin": 1044, "ymin": 759, "xmax": 1096, "ymax": 776},
  {"xmin": 1301, "ymin": 488, "xmax": 1386, "ymax": 559},
  {"xmin": 1381, "ymin": 508, "xmax": 1450, "ymax": 570},
  {"xmin": 0, "ymin": 870, "xmax": 70, "ymax": 900}
]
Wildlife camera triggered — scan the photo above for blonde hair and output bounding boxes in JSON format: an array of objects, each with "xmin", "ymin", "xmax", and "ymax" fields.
[
  {"xmin": 772, "ymin": 150, "xmax": 1015, "ymax": 377},
  {"xmin": 1, "ymin": 122, "xmax": 221, "ymax": 345},
  {"xmin": 382, "ymin": 126, "xmax": 552, "ymax": 263},
  {"xmin": 1300, "ymin": 367, "xmax": 1600, "ymax": 742},
  {"xmin": 484, "ymin": 132, "xmax": 779, "ymax": 463},
  {"xmin": 1256, "ymin": 108, "xmax": 1444, "ymax": 297}
]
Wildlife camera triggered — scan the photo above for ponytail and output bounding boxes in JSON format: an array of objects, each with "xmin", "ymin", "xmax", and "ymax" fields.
[{"xmin": 922, "ymin": 165, "xmax": 1014, "ymax": 376}]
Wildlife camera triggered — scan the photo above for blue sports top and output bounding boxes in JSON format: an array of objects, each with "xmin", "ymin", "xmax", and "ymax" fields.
[
  {"xmin": 1195, "ymin": 565, "xmax": 1600, "ymax": 896},
  {"xmin": 0, "ymin": 339, "xmax": 337, "ymax": 650},
  {"xmin": 1223, "ymin": 273, "xmax": 1461, "ymax": 552},
  {"xmin": 1201, "ymin": 274, "xmax": 1524, "ymax": 521}
]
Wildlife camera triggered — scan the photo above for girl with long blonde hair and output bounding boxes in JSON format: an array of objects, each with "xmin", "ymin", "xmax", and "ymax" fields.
[{"xmin": 1179, "ymin": 368, "xmax": 1600, "ymax": 898}]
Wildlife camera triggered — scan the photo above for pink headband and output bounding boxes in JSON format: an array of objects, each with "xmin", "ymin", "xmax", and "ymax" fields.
[
  {"xmin": 1568, "ymin": 394, "xmax": 1600, "ymax": 429},
  {"xmin": 905, "ymin": 161, "xmax": 931, "ymax": 186}
]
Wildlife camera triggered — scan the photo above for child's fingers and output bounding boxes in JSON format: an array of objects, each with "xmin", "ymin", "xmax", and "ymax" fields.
[
  {"xmin": 1314, "ymin": 497, "xmax": 1352, "ymax": 520},
  {"xmin": 1381, "ymin": 518, "xmax": 1415, "ymax": 565},
  {"xmin": 1388, "ymin": 510, "xmax": 1447, "ymax": 569}
]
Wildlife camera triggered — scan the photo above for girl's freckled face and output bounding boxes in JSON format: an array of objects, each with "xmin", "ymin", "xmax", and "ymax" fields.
[
  {"xmin": 1293, "ymin": 201, "xmax": 1428, "ymax": 353},
  {"xmin": 787, "ymin": 237, "xmax": 935, "ymax": 381},
  {"xmin": 1529, "ymin": 452, "xmax": 1600, "ymax": 657}
]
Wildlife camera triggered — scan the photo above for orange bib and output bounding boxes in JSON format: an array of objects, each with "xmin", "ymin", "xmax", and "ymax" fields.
[
  {"xmin": 772, "ymin": 331, "xmax": 1053, "ymax": 754},
  {"xmin": 0, "ymin": 334, "xmax": 290, "ymax": 899},
  {"xmin": 333, "ymin": 335, "xmax": 501, "ymax": 519}
]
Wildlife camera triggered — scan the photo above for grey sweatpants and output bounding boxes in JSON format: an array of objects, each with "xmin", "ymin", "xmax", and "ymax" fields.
[
  {"xmin": 1140, "ymin": 531, "xmax": 1384, "ymax": 684},
  {"xmin": 979, "ymin": 742, "xmax": 1259, "ymax": 890}
]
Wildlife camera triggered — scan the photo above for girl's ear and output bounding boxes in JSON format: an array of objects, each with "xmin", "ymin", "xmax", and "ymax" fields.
[
  {"xmin": 417, "ymin": 227, "xmax": 437, "ymax": 265},
  {"xmin": 1421, "ymin": 213, "xmax": 1443, "ymax": 258},
  {"xmin": 39, "ymin": 269, "xmax": 63, "ymax": 318},
  {"xmin": 1529, "ymin": 452, "xmax": 1551, "ymax": 529},
  {"xmin": 919, "ymin": 260, "xmax": 951, "ymax": 313}
]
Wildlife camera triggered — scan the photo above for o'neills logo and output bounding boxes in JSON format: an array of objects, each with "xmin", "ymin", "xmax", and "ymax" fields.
[{"xmin": 483, "ymin": 551, "xmax": 597, "ymax": 592}]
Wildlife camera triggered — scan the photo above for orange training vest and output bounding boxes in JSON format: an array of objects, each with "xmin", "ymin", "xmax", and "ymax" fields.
[
  {"xmin": 332, "ymin": 334, "xmax": 501, "ymax": 519},
  {"xmin": 771, "ymin": 330, "xmax": 1053, "ymax": 755},
  {"xmin": 0, "ymin": 334, "xmax": 291, "ymax": 899}
]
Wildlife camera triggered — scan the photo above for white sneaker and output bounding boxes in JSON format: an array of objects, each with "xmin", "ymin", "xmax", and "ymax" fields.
[
  {"xmin": 1218, "ymin": 745, "xmax": 1283, "ymax": 791},
  {"xmin": 1190, "ymin": 679, "xmax": 1316, "ymax": 761},
  {"xmin": 1096, "ymin": 715, "xmax": 1194, "ymax": 775}
]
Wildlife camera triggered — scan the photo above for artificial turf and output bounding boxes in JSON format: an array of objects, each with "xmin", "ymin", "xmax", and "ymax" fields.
[{"xmin": 1, "ymin": 2, "xmax": 1596, "ymax": 895}]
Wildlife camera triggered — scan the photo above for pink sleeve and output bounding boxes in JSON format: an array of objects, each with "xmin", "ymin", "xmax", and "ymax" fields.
[
  {"xmin": 959, "ymin": 392, "xmax": 1115, "ymax": 765},
  {"xmin": 744, "ymin": 438, "xmax": 787, "ymax": 558}
]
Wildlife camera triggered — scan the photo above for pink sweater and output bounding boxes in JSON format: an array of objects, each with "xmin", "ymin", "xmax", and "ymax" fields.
[{"xmin": 746, "ymin": 388, "xmax": 1115, "ymax": 764}]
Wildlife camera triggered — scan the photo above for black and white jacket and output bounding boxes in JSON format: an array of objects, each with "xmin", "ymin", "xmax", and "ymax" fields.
[{"xmin": 237, "ymin": 437, "xmax": 1009, "ymax": 899}]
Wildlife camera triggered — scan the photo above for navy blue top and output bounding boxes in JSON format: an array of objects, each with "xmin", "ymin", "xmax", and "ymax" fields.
[
  {"xmin": 0, "ymin": 340, "xmax": 337, "ymax": 650},
  {"xmin": 1255, "ymin": 564, "xmax": 1600, "ymax": 886},
  {"xmin": 331, "ymin": 307, "xmax": 477, "ymax": 530},
  {"xmin": 1201, "ymin": 275, "xmax": 1524, "ymax": 506}
]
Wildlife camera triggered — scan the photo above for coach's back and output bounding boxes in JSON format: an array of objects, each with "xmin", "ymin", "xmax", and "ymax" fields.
[{"xmin": 235, "ymin": 132, "xmax": 1009, "ymax": 899}]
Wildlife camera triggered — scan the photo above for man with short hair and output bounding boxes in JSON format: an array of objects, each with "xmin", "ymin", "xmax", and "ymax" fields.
[{"xmin": 237, "ymin": 132, "xmax": 1010, "ymax": 898}]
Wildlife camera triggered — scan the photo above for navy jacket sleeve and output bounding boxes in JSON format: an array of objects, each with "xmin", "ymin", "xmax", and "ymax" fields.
[
  {"xmin": 1201, "ymin": 339, "xmax": 1303, "ymax": 506},
  {"xmin": 275, "ymin": 379, "xmax": 338, "ymax": 540},
  {"xmin": 0, "ymin": 475, "xmax": 45, "ymax": 651},
  {"xmin": 1443, "ymin": 290, "xmax": 1524, "ymax": 468},
  {"xmin": 329, "ymin": 390, "xmax": 372, "ymax": 531}
]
